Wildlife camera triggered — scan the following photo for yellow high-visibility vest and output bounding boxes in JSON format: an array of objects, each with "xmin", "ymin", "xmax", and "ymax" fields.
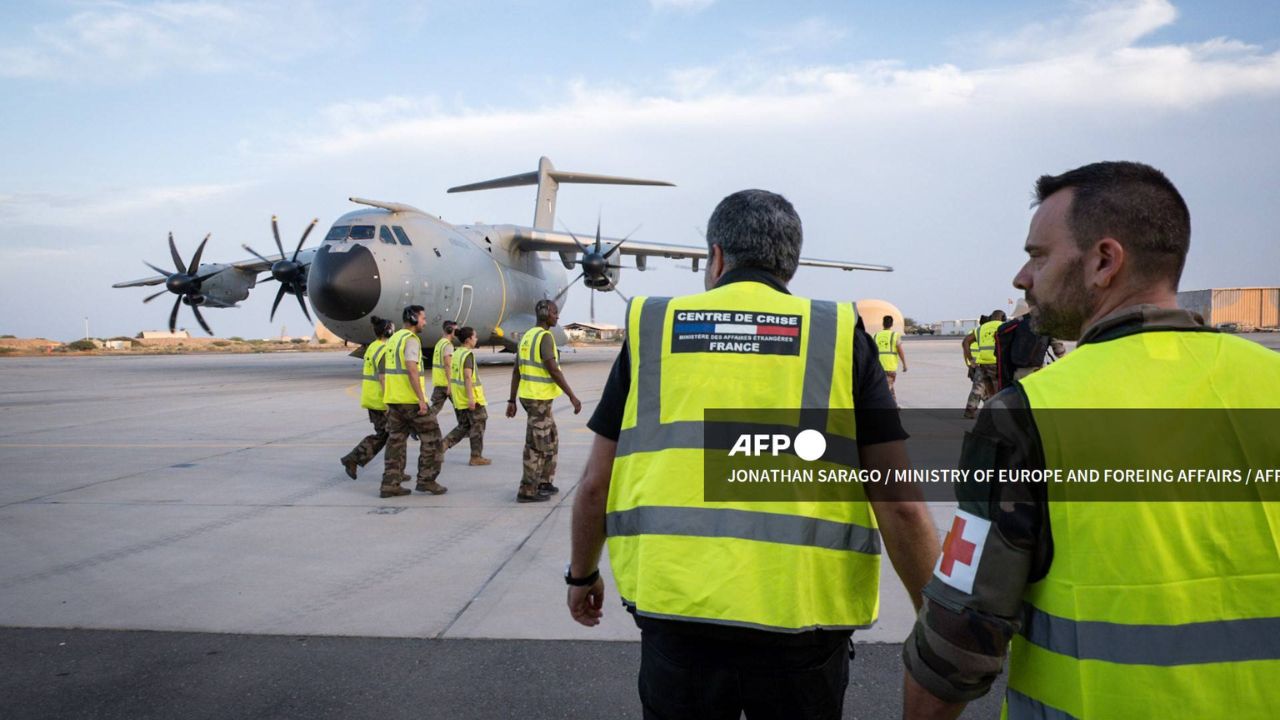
[
  {"xmin": 359, "ymin": 338, "xmax": 388, "ymax": 411},
  {"xmin": 874, "ymin": 329, "xmax": 900, "ymax": 372},
  {"xmin": 606, "ymin": 281, "xmax": 881, "ymax": 632},
  {"xmin": 1003, "ymin": 330, "xmax": 1280, "ymax": 719},
  {"xmin": 975, "ymin": 320, "xmax": 1002, "ymax": 365},
  {"xmin": 517, "ymin": 327, "xmax": 562, "ymax": 400},
  {"xmin": 431, "ymin": 336, "xmax": 453, "ymax": 388},
  {"xmin": 450, "ymin": 347, "xmax": 486, "ymax": 407},
  {"xmin": 383, "ymin": 329, "xmax": 427, "ymax": 405}
]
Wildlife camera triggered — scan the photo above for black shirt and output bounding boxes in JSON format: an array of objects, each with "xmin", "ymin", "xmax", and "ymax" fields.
[{"xmin": 587, "ymin": 267, "xmax": 907, "ymax": 446}]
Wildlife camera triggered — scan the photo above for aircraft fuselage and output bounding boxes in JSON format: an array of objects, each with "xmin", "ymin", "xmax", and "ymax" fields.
[{"xmin": 308, "ymin": 209, "xmax": 570, "ymax": 347}]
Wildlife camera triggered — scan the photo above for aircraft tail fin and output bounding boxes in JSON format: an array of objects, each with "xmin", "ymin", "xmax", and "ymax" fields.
[{"xmin": 447, "ymin": 157, "xmax": 673, "ymax": 230}]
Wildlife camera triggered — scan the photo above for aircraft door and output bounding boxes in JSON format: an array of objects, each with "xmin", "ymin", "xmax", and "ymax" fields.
[{"xmin": 456, "ymin": 284, "xmax": 474, "ymax": 325}]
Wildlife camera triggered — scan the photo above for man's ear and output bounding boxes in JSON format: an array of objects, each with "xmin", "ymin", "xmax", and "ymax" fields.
[
  {"xmin": 705, "ymin": 244, "xmax": 725, "ymax": 289},
  {"xmin": 1088, "ymin": 237, "xmax": 1125, "ymax": 290}
]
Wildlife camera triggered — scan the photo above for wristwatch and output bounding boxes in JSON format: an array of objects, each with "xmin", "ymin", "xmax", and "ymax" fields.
[{"xmin": 564, "ymin": 563, "xmax": 600, "ymax": 586}]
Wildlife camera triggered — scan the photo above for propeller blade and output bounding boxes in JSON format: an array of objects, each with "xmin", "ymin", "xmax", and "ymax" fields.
[
  {"xmin": 611, "ymin": 287, "xmax": 631, "ymax": 304},
  {"xmin": 242, "ymin": 244, "xmax": 273, "ymax": 265},
  {"xmin": 553, "ymin": 272, "xmax": 585, "ymax": 304},
  {"xmin": 188, "ymin": 233, "xmax": 211, "ymax": 275},
  {"xmin": 271, "ymin": 215, "xmax": 284, "ymax": 258},
  {"xmin": 144, "ymin": 261, "xmax": 174, "ymax": 278},
  {"xmin": 191, "ymin": 303, "xmax": 214, "ymax": 336},
  {"xmin": 594, "ymin": 215, "xmax": 602, "ymax": 254},
  {"xmin": 194, "ymin": 270, "xmax": 221, "ymax": 283},
  {"xmin": 557, "ymin": 220, "xmax": 591, "ymax": 256},
  {"xmin": 143, "ymin": 289, "xmax": 168, "ymax": 304},
  {"xmin": 604, "ymin": 224, "xmax": 643, "ymax": 259},
  {"xmin": 269, "ymin": 283, "xmax": 287, "ymax": 322},
  {"xmin": 294, "ymin": 288, "xmax": 313, "ymax": 324},
  {"xmin": 168, "ymin": 232, "xmax": 186, "ymax": 274},
  {"xmin": 292, "ymin": 218, "xmax": 318, "ymax": 262},
  {"xmin": 168, "ymin": 296, "xmax": 182, "ymax": 333}
]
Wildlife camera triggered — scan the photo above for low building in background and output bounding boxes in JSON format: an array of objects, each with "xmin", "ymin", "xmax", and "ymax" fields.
[
  {"xmin": 564, "ymin": 322, "xmax": 621, "ymax": 341},
  {"xmin": 1177, "ymin": 287, "xmax": 1280, "ymax": 331},
  {"xmin": 939, "ymin": 319, "xmax": 980, "ymax": 335}
]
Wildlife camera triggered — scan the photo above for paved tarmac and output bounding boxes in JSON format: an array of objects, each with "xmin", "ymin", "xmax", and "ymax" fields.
[{"xmin": 24, "ymin": 332, "xmax": 1280, "ymax": 717}]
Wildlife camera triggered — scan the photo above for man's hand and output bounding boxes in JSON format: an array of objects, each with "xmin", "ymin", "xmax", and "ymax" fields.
[
  {"xmin": 417, "ymin": 401, "xmax": 428, "ymax": 416},
  {"xmin": 903, "ymin": 365, "xmax": 909, "ymax": 373},
  {"xmin": 570, "ymin": 395, "xmax": 582, "ymax": 414},
  {"xmin": 468, "ymin": 399, "xmax": 477, "ymax": 411},
  {"xmin": 505, "ymin": 399, "xmax": 517, "ymax": 418},
  {"xmin": 567, "ymin": 577, "xmax": 605, "ymax": 627}
]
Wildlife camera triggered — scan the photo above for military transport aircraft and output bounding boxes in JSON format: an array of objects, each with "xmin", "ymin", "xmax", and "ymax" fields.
[{"xmin": 113, "ymin": 157, "xmax": 893, "ymax": 348}]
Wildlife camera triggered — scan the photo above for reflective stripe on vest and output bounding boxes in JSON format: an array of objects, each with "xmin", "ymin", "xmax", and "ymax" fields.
[
  {"xmin": 975, "ymin": 320, "xmax": 1001, "ymax": 365},
  {"xmin": 606, "ymin": 282, "xmax": 881, "ymax": 632},
  {"xmin": 383, "ymin": 329, "xmax": 426, "ymax": 405},
  {"xmin": 1004, "ymin": 330, "xmax": 1280, "ymax": 720},
  {"xmin": 359, "ymin": 339, "xmax": 387, "ymax": 411},
  {"xmin": 874, "ymin": 329, "xmax": 899, "ymax": 372},
  {"xmin": 449, "ymin": 346, "xmax": 486, "ymax": 407},
  {"xmin": 432, "ymin": 337, "xmax": 453, "ymax": 387},
  {"xmin": 517, "ymin": 327, "xmax": 562, "ymax": 400}
]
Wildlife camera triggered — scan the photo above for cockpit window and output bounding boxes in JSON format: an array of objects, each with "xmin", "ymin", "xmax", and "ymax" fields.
[
  {"xmin": 349, "ymin": 225, "xmax": 376, "ymax": 241},
  {"xmin": 392, "ymin": 226, "xmax": 413, "ymax": 246},
  {"xmin": 324, "ymin": 225, "xmax": 351, "ymax": 243},
  {"xmin": 379, "ymin": 226, "xmax": 397, "ymax": 245}
]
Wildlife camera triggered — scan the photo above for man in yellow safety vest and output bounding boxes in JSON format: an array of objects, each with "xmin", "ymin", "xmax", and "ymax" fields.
[
  {"xmin": 443, "ymin": 326, "xmax": 490, "ymax": 466},
  {"xmin": 429, "ymin": 320, "xmax": 457, "ymax": 415},
  {"xmin": 961, "ymin": 309, "xmax": 1006, "ymax": 418},
  {"xmin": 903, "ymin": 161, "xmax": 1280, "ymax": 719},
  {"xmin": 568, "ymin": 189, "xmax": 939, "ymax": 718},
  {"xmin": 874, "ymin": 314, "xmax": 907, "ymax": 401},
  {"xmin": 379, "ymin": 305, "xmax": 447, "ymax": 498},
  {"xmin": 504, "ymin": 299, "xmax": 581, "ymax": 503}
]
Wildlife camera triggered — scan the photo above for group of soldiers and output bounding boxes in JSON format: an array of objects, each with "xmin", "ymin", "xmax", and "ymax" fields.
[
  {"xmin": 961, "ymin": 308, "xmax": 1066, "ymax": 417},
  {"xmin": 339, "ymin": 299, "xmax": 581, "ymax": 502}
]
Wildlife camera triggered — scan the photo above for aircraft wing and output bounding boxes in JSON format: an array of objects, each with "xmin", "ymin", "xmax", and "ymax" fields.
[
  {"xmin": 111, "ymin": 247, "xmax": 321, "ymax": 289},
  {"xmin": 508, "ymin": 228, "xmax": 893, "ymax": 272}
]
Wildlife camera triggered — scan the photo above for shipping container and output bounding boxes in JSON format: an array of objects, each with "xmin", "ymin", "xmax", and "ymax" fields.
[{"xmin": 1176, "ymin": 288, "xmax": 1280, "ymax": 330}]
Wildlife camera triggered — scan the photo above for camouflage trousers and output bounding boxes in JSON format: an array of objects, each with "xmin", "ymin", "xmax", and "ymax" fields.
[
  {"xmin": 382, "ymin": 403, "xmax": 444, "ymax": 488},
  {"xmin": 444, "ymin": 404, "xmax": 488, "ymax": 457},
  {"xmin": 343, "ymin": 409, "xmax": 388, "ymax": 467},
  {"xmin": 429, "ymin": 385, "xmax": 451, "ymax": 415},
  {"xmin": 519, "ymin": 398, "xmax": 558, "ymax": 494},
  {"xmin": 965, "ymin": 365, "xmax": 999, "ymax": 417}
]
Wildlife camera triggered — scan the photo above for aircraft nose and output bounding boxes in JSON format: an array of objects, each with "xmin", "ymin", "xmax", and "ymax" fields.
[{"xmin": 308, "ymin": 244, "xmax": 381, "ymax": 322}]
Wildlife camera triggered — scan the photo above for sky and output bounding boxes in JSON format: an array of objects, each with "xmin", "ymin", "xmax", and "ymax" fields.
[{"xmin": 1, "ymin": 0, "xmax": 1278, "ymax": 341}]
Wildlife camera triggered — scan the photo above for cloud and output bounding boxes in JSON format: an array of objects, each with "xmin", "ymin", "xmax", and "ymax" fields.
[
  {"xmin": 0, "ymin": 1, "xmax": 328, "ymax": 80},
  {"xmin": 750, "ymin": 17, "xmax": 848, "ymax": 55},
  {"xmin": 648, "ymin": 0, "xmax": 715, "ymax": 13},
  {"xmin": 984, "ymin": 0, "xmax": 1178, "ymax": 59},
  {"xmin": 0, "ymin": 182, "xmax": 253, "ymax": 227}
]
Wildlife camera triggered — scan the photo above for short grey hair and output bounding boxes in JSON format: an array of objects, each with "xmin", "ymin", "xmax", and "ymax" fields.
[{"xmin": 706, "ymin": 189, "xmax": 802, "ymax": 282}]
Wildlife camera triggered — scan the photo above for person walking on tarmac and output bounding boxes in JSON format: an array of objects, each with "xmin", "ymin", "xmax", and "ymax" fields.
[
  {"xmin": 961, "ymin": 309, "xmax": 1006, "ymax": 418},
  {"xmin": 429, "ymin": 320, "xmax": 457, "ymax": 415},
  {"xmin": 903, "ymin": 161, "xmax": 1280, "ymax": 719},
  {"xmin": 568, "ymin": 189, "xmax": 939, "ymax": 719},
  {"xmin": 505, "ymin": 299, "xmax": 582, "ymax": 503},
  {"xmin": 379, "ymin": 305, "xmax": 447, "ymax": 498},
  {"xmin": 875, "ymin": 314, "xmax": 907, "ymax": 401},
  {"xmin": 442, "ymin": 326, "xmax": 490, "ymax": 465},
  {"xmin": 340, "ymin": 315, "xmax": 395, "ymax": 480}
]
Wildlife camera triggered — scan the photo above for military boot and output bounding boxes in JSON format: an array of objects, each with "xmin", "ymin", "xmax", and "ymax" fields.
[
  {"xmin": 340, "ymin": 456, "xmax": 358, "ymax": 480},
  {"xmin": 415, "ymin": 481, "xmax": 448, "ymax": 495},
  {"xmin": 379, "ymin": 484, "xmax": 410, "ymax": 498}
]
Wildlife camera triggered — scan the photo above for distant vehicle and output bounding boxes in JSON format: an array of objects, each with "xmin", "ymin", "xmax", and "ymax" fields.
[{"xmin": 909, "ymin": 326, "xmax": 935, "ymax": 335}]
